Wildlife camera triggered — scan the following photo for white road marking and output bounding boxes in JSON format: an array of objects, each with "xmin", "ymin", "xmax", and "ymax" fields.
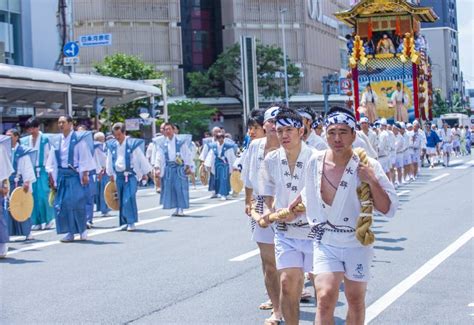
[
  {"xmin": 229, "ymin": 249, "xmax": 260, "ymax": 262},
  {"xmin": 429, "ymin": 173, "xmax": 450, "ymax": 182},
  {"xmin": 10, "ymin": 195, "xmax": 219, "ymax": 241},
  {"xmin": 448, "ymin": 159, "xmax": 463, "ymax": 166},
  {"xmin": 468, "ymin": 303, "xmax": 474, "ymax": 307},
  {"xmin": 453, "ymin": 160, "xmax": 474, "ymax": 170},
  {"xmin": 365, "ymin": 227, "xmax": 474, "ymax": 324},
  {"xmin": 6, "ymin": 199, "xmax": 244, "ymax": 257},
  {"xmin": 396, "ymin": 190, "xmax": 410, "ymax": 197}
]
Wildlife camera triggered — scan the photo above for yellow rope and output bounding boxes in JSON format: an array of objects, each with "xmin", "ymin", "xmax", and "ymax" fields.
[
  {"xmin": 354, "ymin": 148, "xmax": 375, "ymax": 246},
  {"xmin": 258, "ymin": 203, "xmax": 305, "ymax": 228}
]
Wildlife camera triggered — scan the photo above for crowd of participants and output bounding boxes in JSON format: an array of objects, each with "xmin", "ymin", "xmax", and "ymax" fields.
[{"xmin": 1, "ymin": 106, "xmax": 471, "ymax": 324}]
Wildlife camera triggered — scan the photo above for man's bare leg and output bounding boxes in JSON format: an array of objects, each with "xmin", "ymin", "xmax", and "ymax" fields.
[
  {"xmin": 344, "ymin": 278, "xmax": 368, "ymax": 325},
  {"xmin": 314, "ymin": 272, "xmax": 344, "ymax": 325},
  {"xmin": 258, "ymin": 242, "xmax": 282, "ymax": 319},
  {"xmin": 279, "ymin": 268, "xmax": 304, "ymax": 325}
]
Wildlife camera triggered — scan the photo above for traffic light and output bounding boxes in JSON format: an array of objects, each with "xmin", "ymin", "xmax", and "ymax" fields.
[{"xmin": 94, "ymin": 97, "xmax": 105, "ymax": 114}]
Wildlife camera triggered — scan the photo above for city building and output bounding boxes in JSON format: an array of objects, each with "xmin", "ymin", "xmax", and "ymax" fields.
[
  {"xmin": 73, "ymin": 0, "xmax": 350, "ymax": 96},
  {"xmin": 421, "ymin": 0, "xmax": 461, "ymax": 99}
]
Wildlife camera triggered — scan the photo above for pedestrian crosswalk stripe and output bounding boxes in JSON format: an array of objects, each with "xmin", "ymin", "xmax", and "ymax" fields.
[{"xmin": 429, "ymin": 173, "xmax": 450, "ymax": 182}]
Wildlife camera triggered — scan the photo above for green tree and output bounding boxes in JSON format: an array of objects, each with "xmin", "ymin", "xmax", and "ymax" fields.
[
  {"xmin": 451, "ymin": 92, "xmax": 469, "ymax": 114},
  {"xmin": 186, "ymin": 42, "xmax": 301, "ymax": 103},
  {"xmin": 432, "ymin": 89, "xmax": 449, "ymax": 117},
  {"xmin": 165, "ymin": 100, "xmax": 216, "ymax": 139},
  {"xmin": 94, "ymin": 53, "xmax": 165, "ymax": 131}
]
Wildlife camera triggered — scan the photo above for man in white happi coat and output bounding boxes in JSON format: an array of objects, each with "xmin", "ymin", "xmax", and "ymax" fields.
[
  {"xmin": 386, "ymin": 124, "xmax": 397, "ymax": 185},
  {"xmin": 376, "ymin": 119, "xmax": 392, "ymax": 179},
  {"xmin": 241, "ymin": 105, "xmax": 283, "ymax": 324},
  {"xmin": 292, "ymin": 106, "xmax": 397, "ymax": 325},
  {"xmin": 297, "ymin": 107, "xmax": 321, "ymax": 151},
  {"xmin": 309, "ymin": 117, "xmax": 329, "ymax": 151},
  {"xmin": 259, "ymin": 108, "xmax": 316, "ymax": 325},
  {"xmin": 392, "ymin": 123, "xmax": 405, "ymax": 187},
  {"xmin": 439, "ymin": 123, "xmax": 453, "ymax": 167},
  {"xmin": 359, "ymin": 117, "xmax": 378, "ymax": 157},
  {"xmin": 410, "ymin": 120, "xmax": 426, "ymax": 178}
]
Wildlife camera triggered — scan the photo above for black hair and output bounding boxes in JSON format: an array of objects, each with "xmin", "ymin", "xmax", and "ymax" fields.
[
  {"xmin": 396, "ymin": 82, "xmax": 402, "ymax": 88},
  {"xmin": 327, "ymin": 106, "xmax": 356, "ymax": 120},
  {"xmin": 25, "ymin": 117, "xmax": 40, "ymax": 129},
  {"xmin": 247, "ymin": 108, "xmax": 265, "ymax": 127},
  {"xmin": 297, "ymin": 106, "xmax": 315, "ymax": 120},
  {"xmin": 59, "ymin": 115, "xmax": 73, "ymax": 123},
  {"xmin": 7, "ymin": 128, "xmax": 20, "ymax": 138},
  {"xmin": 275, "ymin": 107, "xmax": 302, "ymax": 125}
]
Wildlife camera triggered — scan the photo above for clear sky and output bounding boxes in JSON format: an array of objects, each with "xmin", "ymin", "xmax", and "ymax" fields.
[{"xmin": 457, "ymin": 0, "xmax": 474, "ymax": 90}]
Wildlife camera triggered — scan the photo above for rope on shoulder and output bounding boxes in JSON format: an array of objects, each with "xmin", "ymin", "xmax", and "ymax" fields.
[{"xmin": 354, "ymin": 148, "xmax": 375, "ymax": 246}]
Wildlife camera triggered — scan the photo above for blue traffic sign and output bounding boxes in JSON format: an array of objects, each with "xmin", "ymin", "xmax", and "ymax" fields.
[{"xmin": 63, "ymin": 42, "xmax": 79, "ymax": 57}]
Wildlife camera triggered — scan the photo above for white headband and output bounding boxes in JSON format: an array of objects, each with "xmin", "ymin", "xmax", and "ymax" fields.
[
  {"xmin": 298, "ymin": 111, "xmax": 313, "ymax": 121},
  {"xmin": 264, "ymin": 106, "xmax": 280, "ymax": 123},
  {"xmin": 325, "ymin": 112, "xmax": 356, "ymax": 130},
  {"xmin": 276, "ymin": 117, "xmax": 303, "ymax": 129}
]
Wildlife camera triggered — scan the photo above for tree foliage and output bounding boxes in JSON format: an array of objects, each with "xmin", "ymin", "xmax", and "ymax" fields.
[
  {"xmin": 165, "ymin": 100, "xmax": 216, "ymax": 139},
  {"xmin": 432, "ymin": 89, "xmax": 469, "ymax": 117},
  {"xmin": 186, "ymin": 42, "xmax": 301, "ymax": 102},
  {"xmin": 94, "ymin": 53, "xmax": 164, "ymax": 131},
  {"xmin": 432, "ymin": 89, "xmax": 449, "ymax": 118}
]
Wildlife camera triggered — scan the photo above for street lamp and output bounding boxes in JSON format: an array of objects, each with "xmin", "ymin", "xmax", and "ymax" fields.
[{"xmin": 280, "ymin": 8, "xmax": 289, "ymax": 107}]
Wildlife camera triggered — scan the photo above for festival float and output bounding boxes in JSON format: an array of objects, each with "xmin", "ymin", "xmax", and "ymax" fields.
[{"xmin": 335, "ymin": 0, "xmax": 438, "ymax": 122}]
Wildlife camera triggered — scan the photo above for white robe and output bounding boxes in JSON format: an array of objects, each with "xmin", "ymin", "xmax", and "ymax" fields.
[
  {"xmin": 46, "ymin": 132, "xmax": 96, "ymax": 186},
  {"xmin": 0, "ymin": 136, "xmax": 14, "ymax": 182},
  {"xmin": 439, "ymin": 129, "xmax": 453, "ymax": 144},
  {"xmin": 11, "ymin": 144, "xmax": 36, "ymax": 192},
  {"xmin": 259, "ymin": 142, "xmax": 315, "ymax": 239},
  {"xmin": 377, "ymin": 130, "xmax": 391, "ymax": 158},
  {"xmin": 94, "ymin": 144, "xmax": 107, "ymax": 173},
  {"xmin": 204, "ymin": 142, "xmax": 237, "ymax": 176},
  {"xmin": 26, "ymin": 132, "xmax": 50, "ymax": 168},
  {"xmin": 106, "ymin": 137, "xmax": 153, "ymax": 180},
  {"xmin": 153, "ymin": 135, "xmax": 193, "ymax": 178},
  {"xmin": 354, "ymin": 131, "xmax": 377, "ymax": 159},
  {"xmin": 306, "ymin": 131, "xmax": 328, "ymax": 151},
  {"xmin": 301, "ymin": 150, "xmax": 398, "ymax": 247},
  {"xmin": 242, "ymin": 138, "xmax": 267, "ymax": 194}
]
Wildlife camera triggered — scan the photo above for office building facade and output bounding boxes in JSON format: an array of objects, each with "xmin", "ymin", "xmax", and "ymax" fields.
[
  {"xmin": 421, "ymin": 0, "xmax": 461, "ymax": 99},
  {"xmin": 73, "ymin": 0, "xmax": 350, "ymax": 96}
]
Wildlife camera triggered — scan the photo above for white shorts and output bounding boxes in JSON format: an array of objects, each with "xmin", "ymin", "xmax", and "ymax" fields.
[
  {"xmin": 312, "ymin": 242, "xmax": 374, "ymax": 282},
  {"xmin": 395, "ymin": 153, "xmax": 404, "ymax": 169},
  {"xmin": 390, "ymin": 153, "xmax": 397, "ymax": 166},
  {"xmin": 442, "ymin": 143, "xmax": 453, "ymax": 153},
  {"xmin": 274, "ymin": 232, "xmax": 313, "ymax": 272},
  {"xmin": 378, "ymin": 156, "xmax": 391, "ymax": 173},
  {"xmin": 252, "ymin": 222, "xmax": 275, "ymax": 244},
  {"xmin": 403, "ymin": 151, "xmax": 412, "ymax": 166},
  {"xmin": 426, "ymin": 147, "xmax": 437, "ymax": 155},
  {"xmin": 453, "ymin": 140, "xmax": 460, "ymax": 148},
  {"xmin": 411, "ymin": 150, "xmax": 420, "ymax": 164}
]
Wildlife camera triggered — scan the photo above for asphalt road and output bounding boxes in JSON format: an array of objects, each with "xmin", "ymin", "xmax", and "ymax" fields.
[{"xmin": 1, "ymin": 156, "xmax": 473, "ymax": 325}]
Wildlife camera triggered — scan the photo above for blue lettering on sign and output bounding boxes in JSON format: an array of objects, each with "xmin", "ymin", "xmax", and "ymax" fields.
[{"xmin": 79, "ymin": 34, "xmax": 113, "ymax": 47}]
